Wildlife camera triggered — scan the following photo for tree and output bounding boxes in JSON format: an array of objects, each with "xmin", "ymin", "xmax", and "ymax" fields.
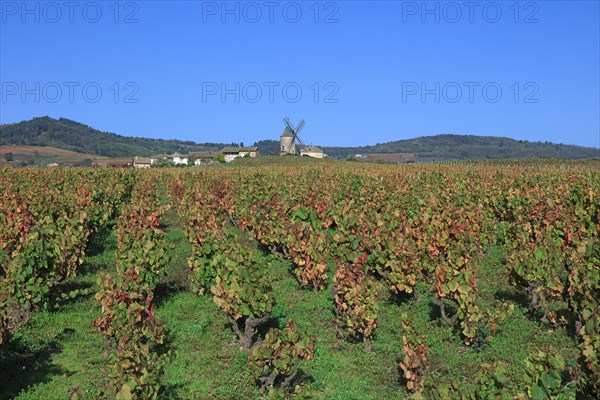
[
  {"xmin": 214, "ymin": 153, "xmax": 225, "ymax": 163},
  {"xmin": 154, "ymin": 158, "xmax": 175, "ymax": 167},
  {"xmin": 4, "ymin": 152, "xmax": 14, "ymax": 162}
]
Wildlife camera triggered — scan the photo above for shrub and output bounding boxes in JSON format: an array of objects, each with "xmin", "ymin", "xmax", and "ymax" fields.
[
  {"xmin": 333, "ymin": 254, "xmax": 378, "ymax": 352},
  {"xmin": 93, "ymin": 268, "xmax": 168, "ymax": 399},
  {"xmin": 248, "ymin": 319, "xmax": 314, "ymax": 394}
]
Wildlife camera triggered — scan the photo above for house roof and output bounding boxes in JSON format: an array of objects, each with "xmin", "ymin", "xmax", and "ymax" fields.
[
  {"xmin": 222, "ymin": 146, "xmax": 259, "ymax": 153},
  {"xmin": 150, "ymin": 153, "xmax": 187, "ymax": 159},
  {"xmin": 188, "ymin": 151, "xmax": 216, "ymax": 158},
  {"xmin": 301, "ymin": 146, "xmax": 324, "ymax": 154},
  {"xmin": 93, "ymin": 157, "xmax": 133, "ymax": 166},
  {"xmin": 134, "ymin": 157, "xmax": 152, "ymax": 164}
]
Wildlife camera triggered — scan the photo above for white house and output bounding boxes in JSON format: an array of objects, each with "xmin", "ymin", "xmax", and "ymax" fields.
[
  {"xmin": 171, "ymin": 152, "xmax": 189, "ymax": 165},
  {"xmin": 222, "ymin": 146, "xmax": 260, "ymax": 162},
  {"xmin": 189, "ymin": 151, "xmax": 216, "ymax": 166},
  {"xmin": 300, "ymin": 146, "xmax": 325, "ymax": 159},
  {"xmin": 151, "ymin": 154, "xmax": 169, "ymax": 165},
  {"xmin": 150, "ymin": 153, "xmax": 189, "ymax": 166},
  {"xmin": 133, "ymin": 156, "xmax": 152, "ymax": 168}
]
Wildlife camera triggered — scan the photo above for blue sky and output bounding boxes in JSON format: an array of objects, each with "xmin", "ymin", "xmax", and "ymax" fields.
[{"xmin": 1, "ymin": 1, "xmax": 599, "ymax": 148}]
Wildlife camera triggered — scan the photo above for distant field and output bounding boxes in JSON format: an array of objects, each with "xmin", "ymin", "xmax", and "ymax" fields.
[{"xmin": 0, "ymin": 145, "xmax": 100, "ymax": 164}]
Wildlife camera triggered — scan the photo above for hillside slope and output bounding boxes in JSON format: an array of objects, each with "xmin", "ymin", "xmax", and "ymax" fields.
[
  {"xmin": 321, "ymin": 135, "xmax": 600, "ymax": 160},
  {"xmin": 0, "ymin": 145, "xmax": 102, "ymax": 166},
  {"xmin": 0, "ymin": 117, "xmax": 229, "ymax": 157}
]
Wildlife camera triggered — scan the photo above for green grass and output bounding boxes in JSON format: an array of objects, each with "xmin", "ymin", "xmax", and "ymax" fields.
[
  {"xmin": 0, "ymin": 215, "xmax": 582, "ymax": 399},
  {"xmin": 0, "ymin": 228, "xmax": 115, "ymax": 399}
]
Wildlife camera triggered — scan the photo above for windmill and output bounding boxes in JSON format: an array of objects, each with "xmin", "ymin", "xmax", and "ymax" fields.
[{"xmin": 280, "ymin": 117, "xmax": 305, "ymax": 155}]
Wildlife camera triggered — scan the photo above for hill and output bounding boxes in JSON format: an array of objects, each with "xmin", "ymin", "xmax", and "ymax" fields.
[
  {"xmin": 321, "ymin": 135, "xmax": 600, "ymax": 160},
  {"xmin": 255, "ymin": 136, "xmax": 599, "ymax": 161},
  {"xmin": 0, "ymin": 117, "xmax": 231, "ymax": 158},
  {"xmin": 2, "ymin": 117, "xmax": 598, "ymax": 161},
  {"xmin": 0, "ymin": 145, "xmax": 101, "ymax": 166}
]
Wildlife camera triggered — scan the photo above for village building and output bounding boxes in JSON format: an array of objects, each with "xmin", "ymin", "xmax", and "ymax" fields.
[
  {"xmin": 300, "ymin": 145, "xmax": 325, "ymax": 159},
  {"xmin": 171, "ymin": 152, "xmax": 189, "ymax": 165},
  {"xmin": 133, "ymin": 156, "xmax": 152, "ymax": 168},
  {"xmin": 150, "ymin": 153, "xmax": 189, "ymax": 166},
  {"xmin": 188, "ymin": 151, "xmax": 216, "ymax": 166},
  {"xmin": 92, "ymin": 157, "xmax": 134, "ymax": 168},
  {"xmin": 222, "ymin": 146, "xmax": 260, "ymax": 162},
  {"xmin": 150, "ymin": 154, "xmax": 170, "ymax": 165}
]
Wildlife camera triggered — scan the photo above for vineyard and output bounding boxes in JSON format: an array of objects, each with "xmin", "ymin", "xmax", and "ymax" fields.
[{"xmin": 0, "ymin": 160, "xmax": 598, "ymax": 399}]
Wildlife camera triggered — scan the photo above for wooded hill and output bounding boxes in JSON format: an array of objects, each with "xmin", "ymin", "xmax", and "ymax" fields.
[{"xmin": 0, "ymin": 117, "xmax": 229, "ymax": 158}]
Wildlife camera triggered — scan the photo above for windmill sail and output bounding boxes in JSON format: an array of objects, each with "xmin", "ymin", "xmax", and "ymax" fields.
[
  {"xmin": 280, "ymin": 117, "xmax": 305, "ymax": 155},
  {"xmin": 295, "ymin": 119, "xmax": 305, "ymax": 146}
]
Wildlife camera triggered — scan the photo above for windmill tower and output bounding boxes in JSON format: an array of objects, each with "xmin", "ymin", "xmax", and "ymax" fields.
[{"xmin": 280, "ymin": 117, "xmax": 305, "ymax": 155}]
